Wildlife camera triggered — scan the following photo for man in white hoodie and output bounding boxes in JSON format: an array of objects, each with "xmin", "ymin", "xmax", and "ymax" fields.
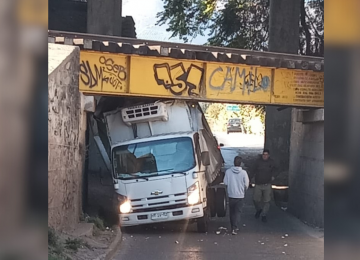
[{"xmin": 224, "ymin": 156, "xmax": 249, "ymax": 235}]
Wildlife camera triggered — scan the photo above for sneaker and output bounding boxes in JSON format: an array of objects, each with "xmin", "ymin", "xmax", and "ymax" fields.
[
  {"xmin": 255, "ymin": 210, "xmax": 262, "ymax": 219},
  {"xmin": 232, "ymin": 230, "xmax": 237, "ymax": 235},
  {"xmin": 261, "ymin": 216, "xmax": 267, "ymax": 223}
]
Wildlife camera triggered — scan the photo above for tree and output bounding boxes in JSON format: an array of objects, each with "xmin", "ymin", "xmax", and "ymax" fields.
[{"xmin": 157, "ymin": 0, "xmax": 324, "ymax": 56}]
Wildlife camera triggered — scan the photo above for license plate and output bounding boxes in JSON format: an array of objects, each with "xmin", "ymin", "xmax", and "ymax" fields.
[
  {"xmin": 233, "ymin": 124, "xmax": 239, "ymax": 126},
  {"xmin": 151, "ymin": 212, "xmax": 169, "ymax": 220}
]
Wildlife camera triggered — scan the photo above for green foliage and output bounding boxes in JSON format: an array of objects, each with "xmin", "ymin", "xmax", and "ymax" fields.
[
  {"xmin": 65, "ymin": 238, "xmax": 83, "ymax": 252},
  {"xmin": 157, "ymin": 0, "xmax": 324, "ymax": 56},
  {"xmin": 300, "ymin": 0, "xmax": 324, "ymax": 56},
  {"xmin": 48, "ymin": 227, "xmax": 58, "ymax": 247},
  {"xmin": 207, "ymin": 0, "xmax": 269, "ymax": 50},
  {"xmin": 156, "ymin": 0, "xmax": 217, "ymax": 42},
  {"xmin": 48, "ymin": 255, "xmax": 71, "ymax": 260},
  {"xmin": 48, "ymin": 227, "xmax": 67, "ymax": 260},
  {"xmin": 87, "ymin": 216, "xmax": 105, "ymax": 231},
  {"xmin": 48, "ymin": 256, "xmax": 62, "ymax": 260}
]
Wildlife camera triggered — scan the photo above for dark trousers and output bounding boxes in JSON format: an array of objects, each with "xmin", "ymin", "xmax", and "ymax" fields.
[{"xmin": 229, "ymin": 198, "xmax": 244, "ymax": 230}]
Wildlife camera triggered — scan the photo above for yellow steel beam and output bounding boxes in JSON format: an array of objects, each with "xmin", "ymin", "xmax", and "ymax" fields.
[{"xmin": 79, "ymin": 50, "xmax": 324, "ymax": 107}]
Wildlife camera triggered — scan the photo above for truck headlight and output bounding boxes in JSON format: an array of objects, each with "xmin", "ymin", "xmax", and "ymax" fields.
[
  {"xmin": 187, "ymin": 182, "xmax": 200, "ymax": 205},
  {"xmin": 120, "ymin": 200, "xmax": 132, "ymax": 214}
]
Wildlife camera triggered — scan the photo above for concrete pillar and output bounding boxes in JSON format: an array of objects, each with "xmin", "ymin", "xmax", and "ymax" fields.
[
  {"xmin": 87, "ymin": 0, "xmax": 122, "ymax": 36},
  {"xmin": 268, "ymin": 0, "xmax": 301, "ymax": 54},
  {"xmin": 265, "ymin": 0, "xmax": 301, "ymax": 176},
  {"xmin": 288, "ymin": 109, "xmax": 324, "ymax": 227},
  {"xmin": 264, "ymin": 107, "xmax": 292, "ymax": 175},
  {"xmin": 266, "ymin": 0, "xmax": 324, "ymax": 228}
]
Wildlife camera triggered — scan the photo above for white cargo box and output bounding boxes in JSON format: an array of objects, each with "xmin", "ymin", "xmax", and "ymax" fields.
[{"xmin": 104, "ymin": 100, "xmax": 203, "ymax": 145}]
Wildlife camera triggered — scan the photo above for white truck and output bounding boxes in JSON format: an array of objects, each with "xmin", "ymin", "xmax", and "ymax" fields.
[{"xmin": 92, "ymin": 99, "xmax": 227, "ymax": 232}]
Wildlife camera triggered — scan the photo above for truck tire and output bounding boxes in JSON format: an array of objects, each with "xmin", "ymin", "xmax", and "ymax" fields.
[
  {"xmin": 207, "ymin": 188, "xmax": 216, "ymax": 217},
  {"xmin": 197, "ymin": 207, "xmax": 210, "ymax": 233},
  {"xmin": 215, "ymin": 188, "xmax": 227, "ymax": 217}
]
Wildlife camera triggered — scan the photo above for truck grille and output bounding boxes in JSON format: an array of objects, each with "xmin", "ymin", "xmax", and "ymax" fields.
[
  {"xmin": 132, "ymin": 203, "xmax": 187, "ymax": 213},
  {"xmin": 130, "ymin": 192, "xmax": 187, "ymax": 213}
]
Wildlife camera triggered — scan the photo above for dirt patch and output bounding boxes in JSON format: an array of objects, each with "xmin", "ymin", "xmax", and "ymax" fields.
[{"xmin": 49, "ymin": 225, "xmax": 118, "ymax": 260}]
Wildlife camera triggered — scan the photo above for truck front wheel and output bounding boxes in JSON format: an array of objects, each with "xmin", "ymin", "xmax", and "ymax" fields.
[
  {"xmin": 215, "ymin": 188, "xmax": 227, "ymax": 217},
  {"xmin": 197, "ymin": 207, "xmax": 210, "ymax": 233}
]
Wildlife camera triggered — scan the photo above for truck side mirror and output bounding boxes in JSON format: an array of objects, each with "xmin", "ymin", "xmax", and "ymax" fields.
[{"xmin": 201, "ymin": 151, "xmax": 210, "ymax": 166}]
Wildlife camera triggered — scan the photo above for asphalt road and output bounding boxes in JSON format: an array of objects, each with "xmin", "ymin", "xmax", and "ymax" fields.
[{"xmin": 113, "ymin": 133, "xmax": 324, "ymax": 260}]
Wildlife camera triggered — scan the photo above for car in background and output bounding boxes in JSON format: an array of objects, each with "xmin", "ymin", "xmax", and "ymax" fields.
[{"xmin": 227, "ymin": 118, "xmax": 244, "ymax": 134}]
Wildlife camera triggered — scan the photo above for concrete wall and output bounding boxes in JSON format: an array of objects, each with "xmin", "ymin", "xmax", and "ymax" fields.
[
  {"xmin": 49, "ymin": 0, "xmax": 136, "ymax": 38},
  {"xmin": 288, "ymin": 109, "xmax": 324, "ymax": 228},
  {"xmin": 87, "ymin": 0, "xmax": 122, "ymax": 36},
  {"xmin": 265, "ymin": 0, "xmax": 300, "ymax": 184},
  {"xmin": 48, "ymin": 43, "xmax": 87, "ymax": 230},
  {"xmin": 122, "ymin": 16, "xmax": 137, "ymax": 38},
  {"xmin": 49, "ymin": 0, "xmax": 87, "ymax": 33}
]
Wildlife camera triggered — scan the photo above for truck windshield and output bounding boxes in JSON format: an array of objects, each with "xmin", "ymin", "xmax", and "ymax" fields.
[{"xmin": 112, "ymin": 137, "xmax": 195, "ymax": 180}]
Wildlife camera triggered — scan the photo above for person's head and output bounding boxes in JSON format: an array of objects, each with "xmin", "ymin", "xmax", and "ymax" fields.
[
  {"xmin": 262, "ymin": 149, "xmax": 270, "ymax": 161},
  {"xmin": 234, "ymin": 156, "xmax": 242, "ymax": 167}
]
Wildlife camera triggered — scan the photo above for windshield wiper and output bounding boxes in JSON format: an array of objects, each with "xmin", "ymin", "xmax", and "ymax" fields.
[
  {"xmin": 156, "ymin": 169, "xmax": 187, "ymax": 175},
  {"xmin": 135, "ymin": 176, "xmax": 151, "ymax": 180},
  {"xmin": 170, "ymin": 171, "xmax": 187, "ymax": 175},
  {"xmin": 117, "ymin": 173, "xmax": 156, "ymax": 180},
  {"xmin": 124, "ymin": 175, "xmax": 155, "ymax": 181}
]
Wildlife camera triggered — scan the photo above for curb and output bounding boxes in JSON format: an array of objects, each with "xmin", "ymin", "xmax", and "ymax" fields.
[{"xmin": 94, "ymin": 226, "xmax": 122, "ymax": 260}]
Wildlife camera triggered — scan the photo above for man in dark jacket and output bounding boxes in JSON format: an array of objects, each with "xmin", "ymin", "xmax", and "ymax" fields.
[{"xmin": 250, "ymin": 149, "xmax": 278, "ymax": 223}]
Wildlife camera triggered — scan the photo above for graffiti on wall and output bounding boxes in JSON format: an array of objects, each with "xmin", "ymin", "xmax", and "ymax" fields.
[
  {"xmin": 80, "ymin": 56, "xmax": 127, "ymax": 90},
  {"xmin": 208, "ymin": 66, "xmax": 271, "ymax": 95},
  {"xmin": 153, "ymin": 63, "xmax": 204, "ymax": 96}
]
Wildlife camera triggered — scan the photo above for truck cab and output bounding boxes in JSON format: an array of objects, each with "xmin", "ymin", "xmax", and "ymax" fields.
[{"xmin": 113, "ymin": 132, "xmax": 211, "ymax": 230}]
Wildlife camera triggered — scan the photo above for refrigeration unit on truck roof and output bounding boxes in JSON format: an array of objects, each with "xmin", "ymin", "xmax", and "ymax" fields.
[{"xmin": 121, "ymin": 102, "xmax": 168, "ymax": 126}]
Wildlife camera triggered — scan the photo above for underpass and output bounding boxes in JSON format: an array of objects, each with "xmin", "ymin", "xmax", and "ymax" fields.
[{"xmin": 48, "ymin": 31, "xmax": 324, "ymax": 259}]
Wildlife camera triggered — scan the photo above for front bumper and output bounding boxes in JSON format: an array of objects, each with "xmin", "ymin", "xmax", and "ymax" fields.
[{"xmin": 120, "ymin": 205, "xmax": 204, "ymax": 227}]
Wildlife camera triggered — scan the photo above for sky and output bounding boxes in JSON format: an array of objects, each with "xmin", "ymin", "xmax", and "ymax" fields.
[{"xmin": 122, "ymin": 0, "xmax": 209, "ymax": 45}]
